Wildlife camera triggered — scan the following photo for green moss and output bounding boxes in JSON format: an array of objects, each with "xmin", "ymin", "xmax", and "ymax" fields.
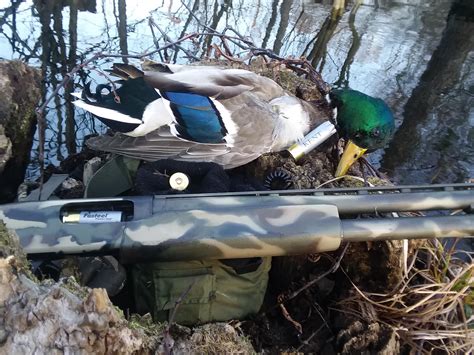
[
  {"xmin": 1, "ymin": 61, "xmax": 41, "ymax": 142},
  {"xmin": 0, "ymin": 220, "xmax": 35, "ymax": 279}
]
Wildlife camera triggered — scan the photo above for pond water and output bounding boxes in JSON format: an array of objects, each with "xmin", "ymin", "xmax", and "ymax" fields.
[{"xmin": 0, "ymin": 0, "xmax": 472, "ymax": 185}]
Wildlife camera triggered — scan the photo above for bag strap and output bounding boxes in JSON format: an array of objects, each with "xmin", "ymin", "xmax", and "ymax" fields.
[
  {"xmin": 85, "ymin": 155, "xmax": 140, "ymax": 198},
  {"xmin": 23, "ymin": 174, "xmax": 69, "ymax": 201}
]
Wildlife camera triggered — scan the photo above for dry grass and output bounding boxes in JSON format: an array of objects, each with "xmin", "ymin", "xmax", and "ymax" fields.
[{"xmin": 336, "ymin": 238, "xmax": 473, "ymax": 353}]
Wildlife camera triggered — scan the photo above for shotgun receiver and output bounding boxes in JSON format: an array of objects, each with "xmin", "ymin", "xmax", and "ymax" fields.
[{"xmin": 1, "ymin": 183, "xmax": 473, "ymax": 263}]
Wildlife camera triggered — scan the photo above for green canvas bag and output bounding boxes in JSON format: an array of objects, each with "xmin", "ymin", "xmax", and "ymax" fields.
[{"xmin": 132, "ymin": 258, "xmax": 271, "ymax": 325}]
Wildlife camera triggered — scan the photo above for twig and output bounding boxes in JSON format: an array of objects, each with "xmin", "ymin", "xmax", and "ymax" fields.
[
  {"xmin": 296, "ymin": 323, "xmax": 326, "ymax": 351},
  {"xmin": 212, "ymin": 44, "xmax": 245, "ymax": 63},
  {"xmin": 360, "ymin": 156, "xmax": 384, "ymax": 179},
  {"xmin": 168, "ymin": 278, "xmax": 197, "ymax": 325},
  {"xmin": 279, "ymin": 302, "xmax": 303, "ymax": 334},
  {"xmin": 148, "ymin": 17, "xmax": 200, "ymax": 61},
  {"xmin": 316, "ymin": 175, "xmax": 374, "ymax": 189},
  {"xmin": 162, "ymin": 278, "xmax": 197, "ymax": 355},
  {"xmin": 92, "ymin": 67, "xmax": 121, "ymax": 102},
  {"xmin": 220, "ymin": 37, "xmax": 234, "ymax": 57},
  {"xmin": 281, "ymin": 243, "xmax": 349, "ymax": 303}
]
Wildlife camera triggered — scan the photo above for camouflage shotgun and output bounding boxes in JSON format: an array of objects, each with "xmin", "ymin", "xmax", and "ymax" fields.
[{"xmin": 1, "ymin": 183, "xmax": 473, "ymax": 263}]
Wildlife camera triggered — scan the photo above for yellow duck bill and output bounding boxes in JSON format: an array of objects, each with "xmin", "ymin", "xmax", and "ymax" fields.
[{"xmin": 335, "ymin": 140, "xmax": 367, "ymax": 177}]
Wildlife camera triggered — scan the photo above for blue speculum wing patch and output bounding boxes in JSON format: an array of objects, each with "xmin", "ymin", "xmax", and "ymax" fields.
[{"xmin": 162, "ymin": 92, "xmax": 227, "ymax": 143}]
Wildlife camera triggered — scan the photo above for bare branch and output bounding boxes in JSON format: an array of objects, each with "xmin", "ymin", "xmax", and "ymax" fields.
[
  {"xmin": 281, "ymin": 243, "xmax": 349, "ymax": 303},
  {"xmin": 148, "ymin": 17, "xmax": 200, "ymax": 61}
]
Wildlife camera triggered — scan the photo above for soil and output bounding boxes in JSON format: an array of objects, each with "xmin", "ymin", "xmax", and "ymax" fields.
[{"xmin": 240, "ymin": 243, "xmax": 402, "ymax": 353}]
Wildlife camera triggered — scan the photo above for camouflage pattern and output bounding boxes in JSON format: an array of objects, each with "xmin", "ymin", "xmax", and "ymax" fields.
[
  {"xmin": 0, "ymin": 195, "xmax": 341, "ymax": 262},
  {"xmin": 0, "ymin": 183, "xmax": 473, "ymax": 262},
  {"xmin": 342, "ymin": 215, "xmax": 474, "ymax": 242}
]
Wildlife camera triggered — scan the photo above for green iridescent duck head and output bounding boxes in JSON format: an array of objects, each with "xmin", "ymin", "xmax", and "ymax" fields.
[{"xmin": 330, "ymin": 89, "xmax": 395, "ymax": 177}]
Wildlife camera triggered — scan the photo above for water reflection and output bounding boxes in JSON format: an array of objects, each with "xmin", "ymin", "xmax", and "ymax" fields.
[
  {"xmin": 0, "ymin": 0, "xmax": 471, "ymax": 184},
  {"xmin": 382, "ymin": 0, "xmax": 474, "ymax": 184}
]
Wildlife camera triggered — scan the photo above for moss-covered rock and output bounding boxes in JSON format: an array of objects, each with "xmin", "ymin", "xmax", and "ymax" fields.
[
  {"xmin": 0, "ymin": 125, "xmax": 12, "ymax": 174},
  {"xmin": 0, "ymin": 259, "xmax": 150, "ymax": 354},
  {"xmin": 0, "ymin": 60, "xmax": 41, "ymax": 203},
  {"xmin": 0, "ymin": 221, "xmax": 29, "ymax": 272}
]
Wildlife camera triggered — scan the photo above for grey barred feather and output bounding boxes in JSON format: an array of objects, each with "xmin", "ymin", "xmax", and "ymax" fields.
[{"xmin": 142, "ymin": 68, "xmax": 284, "ymax": 101}]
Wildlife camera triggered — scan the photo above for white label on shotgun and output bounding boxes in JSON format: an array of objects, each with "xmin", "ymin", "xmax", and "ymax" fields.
[{"xmin": 79, "ymin": 211, "xmax": 122, "ymax": 223}]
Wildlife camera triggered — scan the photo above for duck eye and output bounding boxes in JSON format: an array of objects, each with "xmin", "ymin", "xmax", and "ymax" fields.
[{"xmin": 372, "ymin": 128, "xmax": 380, "ymax": 137}]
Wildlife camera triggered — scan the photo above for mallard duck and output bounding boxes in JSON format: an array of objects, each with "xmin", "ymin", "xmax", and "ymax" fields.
[
  {"xmin": 72, "ymin": 63, "xmax": 328, "ymax": 169},
  {"xmin": 329, "ymin": 89, "xmax": 395, "ymax": 177},
  {"xmin": 73, "ymin": 62, "xmax": 394, "ymax": 174}
]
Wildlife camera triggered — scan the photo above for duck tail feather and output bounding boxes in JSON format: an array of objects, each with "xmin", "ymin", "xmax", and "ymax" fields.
[
  {"xmin": 105, "ymin": 68, "xmax": 130, "ymax": 80},
  {"xmin": 112, "ymin": 63, "xmax": 144, "ymax": 79},
  {"xmin": 141, "ymin": 60, "xmax": 174, "ymax": 73}
]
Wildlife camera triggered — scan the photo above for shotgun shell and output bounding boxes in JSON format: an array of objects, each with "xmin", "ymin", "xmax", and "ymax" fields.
[
  {"xmin": 62, "ymin": 212, "xmax": 80, "ymax": 223},
  {"xmin": 62, "ymin": 211, "xmax": 123, "ymax": 223},
  {"xmin": 169, "ymin": 172, "xmax": 190, "ymax": 191},
  {"xmin": 288, "ymin": 121, "xmax": 337, "ymax": 160}
]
